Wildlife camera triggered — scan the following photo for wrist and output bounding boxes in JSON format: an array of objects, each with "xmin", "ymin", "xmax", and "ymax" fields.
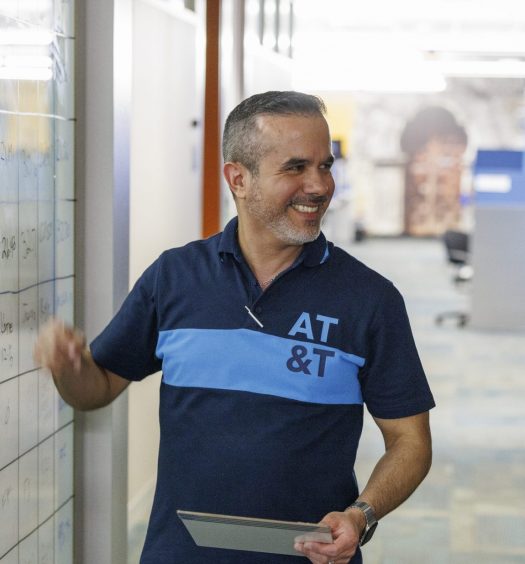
[
  {"xmin": 344, "ymin": 501, "xmax": 378, "ymax": 546},
  {"xmin": 344, "ymin": 505, "xmax": 367, "ymax": 533}
]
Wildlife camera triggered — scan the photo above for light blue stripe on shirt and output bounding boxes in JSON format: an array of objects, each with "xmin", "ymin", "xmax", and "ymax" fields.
[{"xmin": 156, "ymin": 328, "xmax": 365, "ymax": 405}]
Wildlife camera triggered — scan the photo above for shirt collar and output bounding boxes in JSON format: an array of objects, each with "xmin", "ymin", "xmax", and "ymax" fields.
[{"xmin": 218, "ymin": 216, "xmax": 330, "ymax": 267}]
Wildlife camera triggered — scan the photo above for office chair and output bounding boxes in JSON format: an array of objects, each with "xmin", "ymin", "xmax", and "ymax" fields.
[{"xmin": 435, "ymin": 229, "xmax": 472, "ymax": 327}]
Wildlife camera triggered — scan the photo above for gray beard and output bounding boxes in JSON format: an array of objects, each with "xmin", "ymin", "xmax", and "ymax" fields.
[
  {"xmin": 264, "ymin": 215, "xmax": 321, "ymax": 245},
  {"xmin": 246, "ymin": 200, "xmax": 322, "ymax": 245}
]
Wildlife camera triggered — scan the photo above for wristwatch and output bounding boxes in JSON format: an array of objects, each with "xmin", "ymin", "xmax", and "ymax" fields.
[{"xmin": 347, "ymin": 501, "xmax": 378, "ymax": 546}]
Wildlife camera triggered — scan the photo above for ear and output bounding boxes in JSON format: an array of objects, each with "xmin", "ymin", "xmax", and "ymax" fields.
[{"xmin": 223, "ymin": 162, "xmax": 250, "ymax": 199}]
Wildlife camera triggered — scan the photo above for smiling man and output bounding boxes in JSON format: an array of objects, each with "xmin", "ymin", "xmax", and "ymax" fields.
[
  {"xmin": 229, "ymin": 110, "xmax": 334, "ymax": 249},
  {"xmin": 34, "ymin": 91, "xmax": 435, "ymax": 564}
]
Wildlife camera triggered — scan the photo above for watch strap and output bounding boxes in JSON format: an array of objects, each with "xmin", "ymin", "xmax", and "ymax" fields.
[{"xmin": 347, "ymin": 501, "xmax": 378, "ymax": 546}]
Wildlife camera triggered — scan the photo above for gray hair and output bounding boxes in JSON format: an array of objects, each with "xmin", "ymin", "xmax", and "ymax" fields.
[{"xmin": 222, "ymin": 91, "xmax": 326, "ymax": 175}]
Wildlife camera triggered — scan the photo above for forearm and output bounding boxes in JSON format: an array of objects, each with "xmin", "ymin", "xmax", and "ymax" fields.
[
  {"xmin": 358, "ymin": 442, "xmax": 431, "ymax": 520},
  {"xmin": 359, "ymin": 414, "xmax": 432, "ymax": 519},
  {"xmin": 356, "ymin": 413, "xmax": 432, "ymax": 520}
]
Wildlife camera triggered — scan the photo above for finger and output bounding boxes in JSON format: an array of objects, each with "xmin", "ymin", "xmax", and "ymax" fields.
[
  {"xmin": 68, "ymin": 341, "xmax": 83, "ymax": 373},
  {"xmin": 299, "ymin": 538, "xmax": 356, "ymax": 563},
  {"xmin": 294, "ymin": 542, "xmax": 325, "ymax": 563},
  {"xmin": 53, "ymin": 330, "xmax": 83, "ymax": 372},
  {"xmin": 297, "ymin": 541, "xmax": 338, "ymax": 563},
  {"xmin": 35, "ymin": 318, "xmax": 84, "ymax": 373},
  {"xmin": 45, "ymin": 327, "xmax": 71, "ymax": 364}
]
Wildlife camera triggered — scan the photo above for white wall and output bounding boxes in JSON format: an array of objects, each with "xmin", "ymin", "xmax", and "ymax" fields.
[
  {"xmin": 128, "ymin": 0, "xmax": 205, "ymax": 537},
  {"xmin": 75, "ymin": 0, "xmax": 131, "ymax": 562},
  {"xmin": 244, "ymin": 45, "xmax": 293, "ymax": 97},
  {"xmin": 130, "ymin": 0, "xmax": 203, "ymax": 273}
]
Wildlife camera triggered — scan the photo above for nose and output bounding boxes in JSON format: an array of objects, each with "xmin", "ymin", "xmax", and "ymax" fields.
[{"xmin": 303, "ymin": 169, "xmax": 334, "ymax": 197}]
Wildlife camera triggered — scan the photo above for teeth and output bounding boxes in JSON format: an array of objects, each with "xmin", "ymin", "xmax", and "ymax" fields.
[{"xmin": 292, "ymin": 204, "xmax": 319, "ymax": 213}]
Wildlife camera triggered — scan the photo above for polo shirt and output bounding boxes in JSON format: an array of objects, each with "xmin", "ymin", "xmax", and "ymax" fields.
[{"xmin": 91, "ymin": 217, "xmax": 435, "ymax": 563}]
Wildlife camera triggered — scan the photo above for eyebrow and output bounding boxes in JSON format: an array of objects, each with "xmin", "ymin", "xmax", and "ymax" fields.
[
  {"xmin": 282, "ymin": 157, "xmax": 309, "ymax": 169},
  {"xmin": 281, "ymin": 155, "xmax": 335, "ymax": 169}
]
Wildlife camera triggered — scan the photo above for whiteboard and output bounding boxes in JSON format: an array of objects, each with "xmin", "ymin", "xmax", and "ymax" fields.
[{"xmin": 0, "ymin": 1, "xmax": 75, "ymax": 562}]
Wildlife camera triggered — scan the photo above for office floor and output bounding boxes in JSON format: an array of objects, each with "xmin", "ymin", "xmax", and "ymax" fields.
[{"xmin": 128, "ymin": 237, "xmax": 525, "ymax": 564}]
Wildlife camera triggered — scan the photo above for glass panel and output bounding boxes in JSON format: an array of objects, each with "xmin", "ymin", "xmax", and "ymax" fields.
[{"xmin": 0, "ymin": 0, "xmax": 75, "ymax": 561}]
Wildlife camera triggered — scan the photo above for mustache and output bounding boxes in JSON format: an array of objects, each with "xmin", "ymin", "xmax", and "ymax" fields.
[{"xmin": 290, "ymin": 196, "xmax": 329, "ymax": 205}]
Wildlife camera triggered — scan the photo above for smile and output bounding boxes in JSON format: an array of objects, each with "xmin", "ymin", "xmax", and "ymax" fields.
[{"xmin": 291, "ymin": 203, "xmax": 320, "ymax": 213}]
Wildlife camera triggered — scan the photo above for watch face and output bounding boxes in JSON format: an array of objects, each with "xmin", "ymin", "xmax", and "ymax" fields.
[{"xmin": 360, "ymin": 521, "xmax": 378, "ymax": 546}]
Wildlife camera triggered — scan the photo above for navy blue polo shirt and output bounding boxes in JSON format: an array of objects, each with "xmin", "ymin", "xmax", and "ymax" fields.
[{"xmin": 91, "ymin": 217, "xmax": 435, "ymax": 563}]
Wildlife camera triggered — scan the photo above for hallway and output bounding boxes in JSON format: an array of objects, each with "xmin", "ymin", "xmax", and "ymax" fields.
[{"xmin": 348, "ymin": 236, "xmax": 525, "ymax": 563}]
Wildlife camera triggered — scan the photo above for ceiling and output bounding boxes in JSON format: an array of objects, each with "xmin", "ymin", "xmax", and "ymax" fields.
[
  {"xmin": 294, "ymin": 0, "xmax": 525, "ymax": 42},
  {"xmin": 291, "ymin": 0, "xmax": 525, "ymax": 91}
]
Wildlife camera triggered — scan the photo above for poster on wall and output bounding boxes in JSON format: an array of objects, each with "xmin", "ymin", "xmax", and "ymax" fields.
[
  {"xmin": 400, "ymin": 106, "xmax": 467, "ymax": 237},
  {"xmin": 348, "ymin": 78, "xmax": 525, "ymax": 237}
]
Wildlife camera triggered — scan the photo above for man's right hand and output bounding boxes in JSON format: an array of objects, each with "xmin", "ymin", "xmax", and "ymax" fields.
[
  {"xmin": 33, "ymin": 318, "xmax": 130, "ymax": 410},
  {"xmin": 33, "ymin": 318, "xmax": 87, "ymax": 376}
]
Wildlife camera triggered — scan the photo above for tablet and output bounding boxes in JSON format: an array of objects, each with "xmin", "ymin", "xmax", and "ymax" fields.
[{"xmin": 177, "ymin": 510, "xmax": 333, "ymax": 557}]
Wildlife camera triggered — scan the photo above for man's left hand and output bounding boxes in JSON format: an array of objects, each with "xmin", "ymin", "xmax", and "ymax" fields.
[{"xmin": 293, "ymin": 510, "xmax": 362, "ymax": 564}]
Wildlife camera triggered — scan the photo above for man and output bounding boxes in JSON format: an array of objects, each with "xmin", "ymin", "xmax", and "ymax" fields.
[{"xmin": 34, "ymin": 91, "xmax": 434, "ymax": 563}]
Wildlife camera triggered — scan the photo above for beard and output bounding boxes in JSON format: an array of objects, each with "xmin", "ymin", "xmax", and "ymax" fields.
[{"xmin": 245, "ymin": 183, "xmax": 326, "ymax": 246}]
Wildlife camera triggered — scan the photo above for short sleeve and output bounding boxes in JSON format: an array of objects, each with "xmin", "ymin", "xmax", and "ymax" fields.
[
  {"xmin": 90, "ymin": 259, "xmax": 163, "ymax": 380},
  {"xmin": 360, "ymin": 283, "xmax": 435, "ymax": 419}
]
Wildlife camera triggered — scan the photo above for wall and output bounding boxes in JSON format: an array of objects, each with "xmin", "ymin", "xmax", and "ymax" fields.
[
  {"xmin": 127, "ymin": 0, "xmax": 205, "ymax": 539},
  {"xmin": 75, "ymin": 0, "xmax": 132, "ymax": 562}
]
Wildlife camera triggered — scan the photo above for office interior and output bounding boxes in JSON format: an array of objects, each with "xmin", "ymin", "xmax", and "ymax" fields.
[{"xmin": 0, "ymin": 0, "xmax": 524, "ymax": 563}]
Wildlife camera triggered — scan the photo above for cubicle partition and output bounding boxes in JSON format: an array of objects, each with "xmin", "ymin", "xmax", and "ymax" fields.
[{"xmin": 471, "ymin": 150, "xmax": 525, "ymax": 331}]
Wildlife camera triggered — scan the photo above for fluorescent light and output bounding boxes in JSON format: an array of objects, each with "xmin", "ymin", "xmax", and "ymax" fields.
[
  {"xmin": 0, "ymin": 67, "xmax": 53, "ymax": 81},
  {"xmin": 4, "ymin": 55, "xmax": 53, "ymax": 68},
  {"xmin": 0, "ymin": 30, "xmax": 55, "ymax": 46},
  {"xmin": 416, "ymin": 32, "xmax": 525, "ymax": 55},
  {"xmin": 0, "ymin": 55, "xmax": 53, "ymax": 80},
  {"xmin": 430, "ymin": 59, "xmax": 525, "ymax": 78},
  {"xmin": 0, "ymin": 28, "xmax": 56, "ymax": 82},
  {"xmin": 0, "ymin": 55, "xmax": 53, "ymax": 82}
]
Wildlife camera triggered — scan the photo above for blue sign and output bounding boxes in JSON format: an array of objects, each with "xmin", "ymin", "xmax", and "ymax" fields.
[{"xmin": 473, "ymin": 150, "xmax": 525, "ymax": 205}]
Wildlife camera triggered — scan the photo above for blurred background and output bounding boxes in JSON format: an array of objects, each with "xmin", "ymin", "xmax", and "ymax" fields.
[{"xmin": 0, "ymin": 1, "xmax": 524, "ymax": 563}]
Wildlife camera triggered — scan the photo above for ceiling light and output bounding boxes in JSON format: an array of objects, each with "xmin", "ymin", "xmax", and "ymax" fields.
[
  {"xmin": 0, "ymin": 67, "xmax": 53, "ymax": 81},
  {"xmin": 0, "ymin": 30, "xmax": 55, "ymax": 46},
  {"xmin": 430, "ymin": 59, "xmax": 525, "ymax": 78}
]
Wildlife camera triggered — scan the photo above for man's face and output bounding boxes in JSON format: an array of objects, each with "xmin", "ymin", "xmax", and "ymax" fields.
[{"xmin": 242, "ymin": 114, "xmax": 335, "ymax": 246}]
